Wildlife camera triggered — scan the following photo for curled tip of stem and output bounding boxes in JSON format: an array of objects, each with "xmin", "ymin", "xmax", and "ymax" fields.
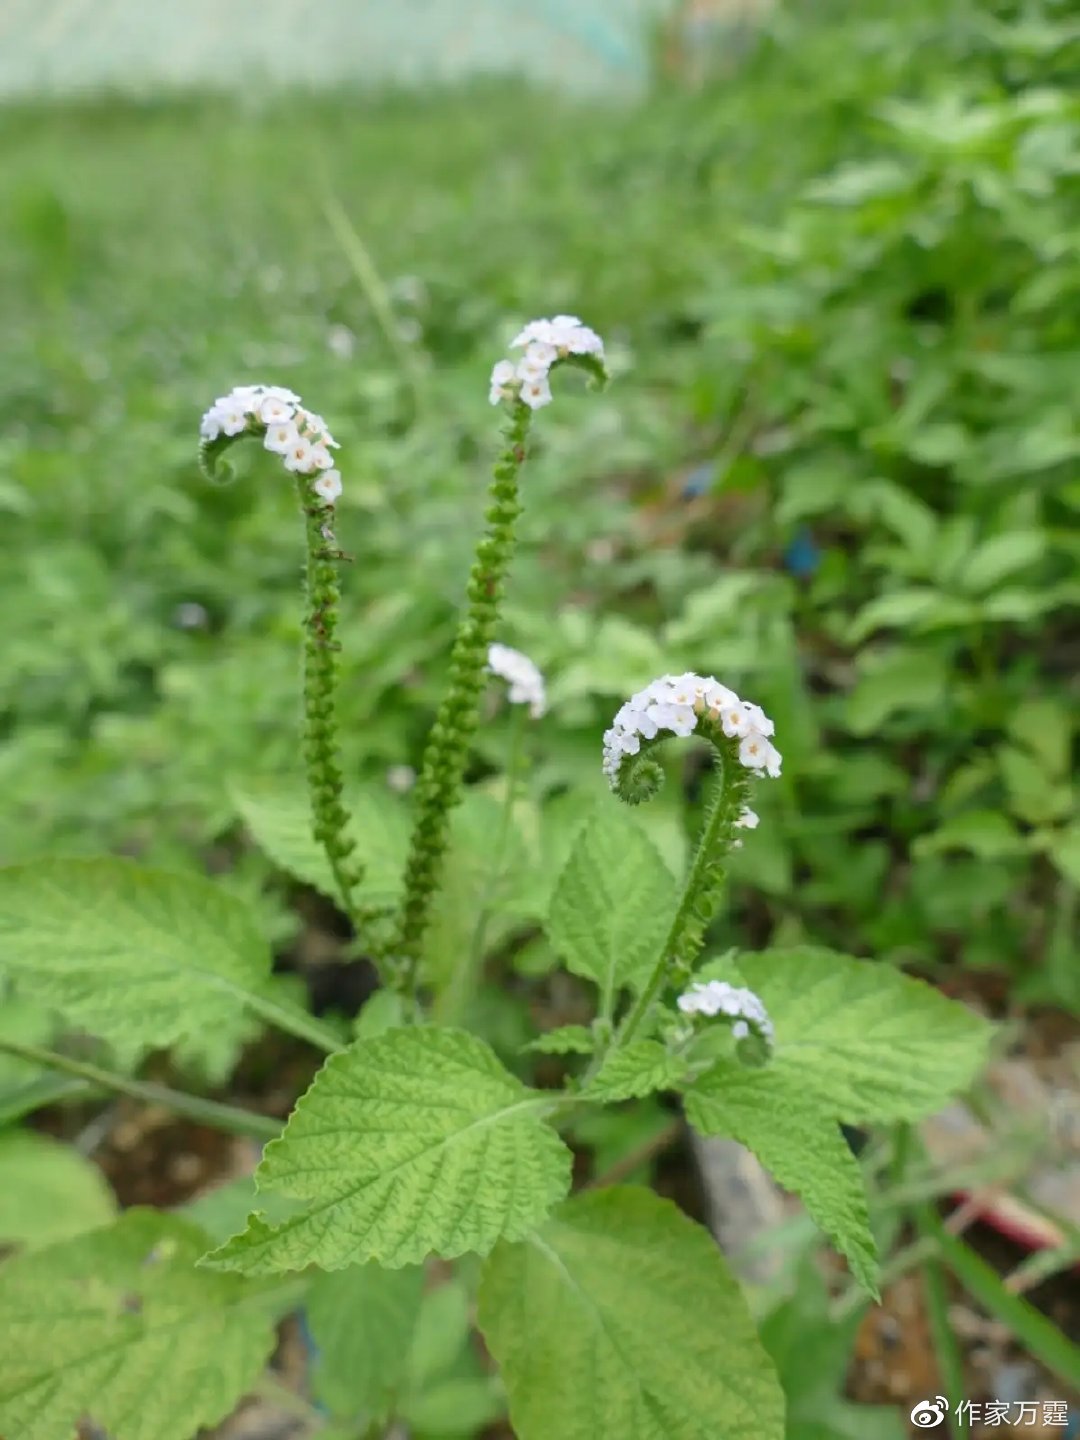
[
  {"xmin": 198, "ymin": 435, "xmax": 239, "ymax": 485},
  {"xmin": 612, "ymin": 752, "xmax": 665, "ymax": 806}
]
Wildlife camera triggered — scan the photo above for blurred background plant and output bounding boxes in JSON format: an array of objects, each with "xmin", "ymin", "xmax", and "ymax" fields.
[{"xmin": 1, "ymin": 0, "xmax": 1077, "ymax": 1434}]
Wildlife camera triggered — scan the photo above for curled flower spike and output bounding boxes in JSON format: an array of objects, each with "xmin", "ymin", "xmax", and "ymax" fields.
[
  {"xmin": 489, "ymin": 315, "xmax": 607, "ymax": 411},
  {"xmin": 197, "ymin": 383, "xmax": 364, "ymax": 951},
  {"xmin": 677, "ymin": 979, "xmax": 774, "ymax": 1043},
  {"xmin": 199, "ymin": 383, "xmax": 344, "ymax": 505},
  {"xmin": 487, "ymin": 643, "xmax": 547, "ymax": 719},
  {"xmin": 603, "ymin": 673, "xmax": 781, "ymax": 796}
]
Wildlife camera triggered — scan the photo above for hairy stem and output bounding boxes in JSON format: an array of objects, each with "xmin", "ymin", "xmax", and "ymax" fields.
[
  {"xmin": 607, "ymin": 749, "xmax": 750, "ymax": 1057},
  {"xmin": 0, "ymin": 1038, "xmax": 281, "ymax": 1141},
  {"xmin": 434, "ymin": 703, "xmax": 527, "ymax": 1026},
  {"xmin": 391, "ymin": 403, "xmax": 531, "ymax": 994},
  {"xmin": 296, "ymin": 481, "xmax": 367, "ymax": 936}
]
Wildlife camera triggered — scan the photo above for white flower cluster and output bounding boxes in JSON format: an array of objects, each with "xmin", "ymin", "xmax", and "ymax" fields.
[
  {"xmin": 489, "ymin": 314, "xmax": 605, "ymax": 411},
  {"xmin": 677, "ymin": 979, "xmax": 774, "ymax": 1042},
  {"xmin": 487, "ymin": 643, "xmax": 547, "ymax": 718},
  {"xmin": 602, "ymin": 673, "xmax": 781, "ymax": 786},
  {"xmin": 199, "ymin": 383, "xmax": 343, "ymax": 506}
]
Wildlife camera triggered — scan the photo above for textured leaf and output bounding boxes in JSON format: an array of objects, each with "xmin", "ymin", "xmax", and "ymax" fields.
[
  {"xmin": 684, "ymin": 1063, "xmax": 878, "ymax": 1297},
  {"xmin": 0, "ymin": 1209, "xmax": 276, "ymax": 1440},
  {"xmin": 233, "ymin": 780, "xmax": 409, "ymax": 906},
  {"xmin": 526, "ymin": 1024, "xmax": 596, "ymax": 1055},
  {"xmin": 202, "ymin": 1028, "xmax": 572, "ymax": 1273},
  {"xmin": 0, "ymin": 858, "xmax": 274, "ymax": 1051},
  {"xmin": 306, "ymin": 1262, "xmax": 424, "ymax": 1419},
  {"xmin": 0, "ymin": 1130, "xmax": 116, "ymax": 1248},
  {"xmin": 585, "ymin": 1040, "xmax": 687, "ymax": 1100},
  {"xmin": 733, "ymin": 947, "xmax": 993, "ymax": 1122},
  {"xmin": 478, "ymin": 1187, "xmax": 784, "ymax": 1440},
  {"xmin": 547, "ymin": 809, "xmax": 677, "ymax": 1004}
]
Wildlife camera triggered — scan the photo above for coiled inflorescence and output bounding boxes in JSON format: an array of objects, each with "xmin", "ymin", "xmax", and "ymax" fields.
[
  {"xmin": 603, "ymin": 673, "xmax": 781, "ymax": 805},
  {"xmin": 199, "ymin": 384, "xmax": 343, "ymax": 506},
  {"xmin": 489, "ymin": 316, "xmax": 606, "ymax": 411},
  {"xmin": 678, "ymin": 979, "xmax": 774, "ymax": 1043}
]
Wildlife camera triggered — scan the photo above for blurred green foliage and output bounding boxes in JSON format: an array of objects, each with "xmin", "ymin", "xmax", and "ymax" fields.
[{"xmin": 0, "ymin": 0, "xmax": 1076, "ymax": 1010}]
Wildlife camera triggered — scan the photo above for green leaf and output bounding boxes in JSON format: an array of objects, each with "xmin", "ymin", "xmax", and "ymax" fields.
[
  {"xmin": 915, "ymin": 809, "xmax": 1028, "ymax": 860},
  {"xmin": 0, "ymin": 1130, "xmax": 115, "ymax": 1248},
  {"xmin": 526, "ymin": 1024, "xmax": 597, "ymax": 1055},
  {"xmin": 179, "ymin": 1178, "xmax": 300, "ymax": 1246},
  {"xmin": 998, "ymin": 744, "xmax": 1072, "ymax": 825},
  {"xmin": 1047, "ymin": 824, "xmax": 1080, "ymax": 885},
  {"xmin": 0, "ymin": 858, "xmax": 274, "ymax": 1052},
  {"xmin": 547, "ymin": 809, "xmax": 677, "ymax": 1005},
  {"xmin": 959, "ymin": 530, "xmax": 1047, "ymax": 593},
  {"xmin": 846, "ymin": 588, "xmax": 941, "ymax": 643},
  {"xmin": 306, "ymin": 1262, "xmax": 424, "ymax": 1419},
  {"xmin": 0, "ymin": 1209, "xmax": 276, "ymax": 1440},
  {"xmin": 201, "ymin": 1028, "xmax": 572, "ymax": 1273},
  {"xmin": 585, "ymin": 1040, "xmax": 687, "ymax": 1100},
  {"xmin": 844, "ymin": 649, "xmax": 947, "ymax": 735},
  {"xmin": 684, "ymin": 1062, "xmax": 879, "ymax": 1297},
  {"xmin": 732, "ymin": 947, "xmax": 992, "ymax": 1121},
  {"xmin": 477, "ymin": 1187, "xmax": 784, "ymax": 1440},
  {"xmin": 233, "ymin": 779, "xmax": 409, "ymax": 907},
  {"xmin": 1006, "ymin": 698, "xmax": 1072, "ymax": 779}
]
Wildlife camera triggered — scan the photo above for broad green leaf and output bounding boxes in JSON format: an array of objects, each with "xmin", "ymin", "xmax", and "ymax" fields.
[
  {"xmin": 526, "ymin": 1024, "xmax": 596, "ymax": 1055},
  {"xmin": 1006, "ymin": 698, "xmax": 1072, "ymax": 779},
  {"xmin": 844, "ymin": 649, "xmax": 947, "ymax": 735},
  {"xmin": 959, "ymin": 530, "xmax": 1046, "ymax": 594},
  {"xmin": 732, "ymin": 948, "xmax": 993, "ymax": 1121},
  {"xmin": 547, "ymin": 809, "xmax": 677, "ymax": 1004},
  {"xmin": 846, "ymin": 588, "xmax": 942, "ymax": 643},
  {"xmin": 306, "ymin": 1262, "xmax": 424, "ymax": 1419},
  {"xmin": 915, "ymin": 810, "xmax": 1028, "ymax": 861},
  {"xmin": 0, "ymin": 858, "xmax": 274, "ymax": 1051},
  {"xmin": 202, "ymin": 1027, "xmax": 572, "ymax": 1273},
  {"xmin": 400, "ymin": 1278, "xmax": 504, "ymax": 1435},
  {"xmin": 0, "ymin": 1209, "xmax": 276, "ymax": 1440},
  {"xmin": 179, "ymin": 1178, "xmax": 299, "ymax": 1245},
  {"xmin": 1047, "ymin": 825, "xmax": 1080, "ymax": 886},
  {"xmin": 684, "ymin": 1062, "xmax": 878, "ymax": 1297},
  {"xmin": 233, "ymin": 779, "xmax": 409, "ymax": 907},
  {"xmin": 585, "ymin": 1039, "xmax": 687, "ymax": 1100},
  {"xmin": 998, "ymin": 744, "xmax": 1071, "ymax": 825},
  {"xmin": 0, "ymin": 1130, "xmax": 115, "ymax": 1248},
  {"xmin": 477, "ymin": 1187, "xmax": 784, "ymax": 1440}
]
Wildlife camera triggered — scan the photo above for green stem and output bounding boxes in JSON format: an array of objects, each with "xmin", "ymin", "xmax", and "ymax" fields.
[
  {"xmin": 602, "ymin": 749, "xmax": 749, "ymax": 1061},
  {"xmin": 243, "ymin": 988, "xmax": 343, "ymax": 1056},
  {"xmin": 434, "ymin": 705, "xmax": 527, "ymax": 1026},
  {"xmin": 391, "ymin": 403, "xmax": 531, "ymax": 995},
  {"xmin": 296, "ymin": 480, "xmax": 367, "ymax": 939},
  {"xmin": 0, "ymin": 1038, "xmax": 281, "ymax": 1141}
]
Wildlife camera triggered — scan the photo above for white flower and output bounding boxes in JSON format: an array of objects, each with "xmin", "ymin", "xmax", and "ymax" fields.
[
  {"xmin": 259, "ymin": 395, "xmax": 295, "ymax": 425},
  {"xmin": 386, "ymin": 764, "xmax": 416, "ymax": 794},
  {"xmin": 199, "ymin": 406, "xmax": 225, "ymax": 441},
  {"xmin": 487, "ymin": 642, "xmax": 547, "ymax": 718},
  {"xmin": 602, "ymin": 672, "xmax": 781, "ymax": 790},
  {"xmin": 516, "ymin": 341, "xmax": 558, "ymax": 384},
  {"xmin": 283, "ymin": 436, "xmax": 315, "ymax": 473},
  {"xmin": 218, "ymin": 404, "xmax": 249, "ymax": 437},
  {"xmin": 739, "ymin": 731, "xmax": 782, "ymax": 777},
  {"xmin": 735, "ymin": 807, "xmax": 759, "ymax": 829},
  {"xmin": 677, "ymin": 979, "xmax": 773, "ymax": 1042},
  {"xmin": 489, "ymin": 359, "xmax": 518, "ymax": 406},
  {"xmin": 313, "ymin": 469, "xmax": 342, "ymax": 505},
  {"xmin": 520, "ymin": 375, "xmax": 553, "ymax": 410},
  {"xmin": 264, "ymin": 421, "xmax": 299, "ymax": 455},
  {"xmin": 510, "ymin": 315, "xmax": 605, "ymax": 360},
  {"xmin": 308, "ymin": 442, "xmax": 334, "ymax": 472},
  {"xmin": 262, "ymin": 385, "xmax": 302, "ymax": 405}
]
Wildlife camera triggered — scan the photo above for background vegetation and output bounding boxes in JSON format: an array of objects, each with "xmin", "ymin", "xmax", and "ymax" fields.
[{"xmin": 1, "ymin": 0, "xmax": 1077, "ymax": 1431}]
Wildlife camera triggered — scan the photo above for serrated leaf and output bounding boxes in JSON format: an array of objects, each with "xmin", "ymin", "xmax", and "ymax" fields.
[
  {"xmin": 547, "ymin": 809, "xmax": 677, "ymax": 1006},
  {"xmin": 477, "ymin": 1187, "xmax": 784, "ymax": 1440},
  {"xmin": 0, "ymin": 1130, "xmax": 116, "ymax": 1248},
  {"xmin": 684, "ymin": 1063, "xmax": 878, "ymax": 1297},
  {"xmin": 733, "ymin": 948, "xmax": 992, "ymax": 1122},
  {"xmin": 201, "ymin": 1028, "xmax": 572, "ymax": 1273},
  {"xmin": 179, "ymin": 1178, "xmax": 300, "ymax": 1246},
  {"xmin": 306, "ymin": 1261, "xmax": 424, "ymax": 1419},
  {"xmin": 0, "ymin": 858, "xmax": 274, "ymax": 1051},
  {"xmin": 0, "ymin": 1209, "xmax": 276, "ymax": 1440},
  {"xmin": 585, "ymin": 1040, "xmax": 687, "ymax": 1100},
  {"xmin": 526, "ymin": 1025, "xmax": 596, "ymax": 1055},
  {"xmin": 233, "ymin": 780, "xmax": 410, "ymax": 907}
]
